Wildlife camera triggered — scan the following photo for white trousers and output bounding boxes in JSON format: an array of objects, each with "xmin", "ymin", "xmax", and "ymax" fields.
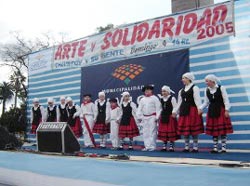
[
  {"xmin": 110, "ymin": 120, "xmax": 120, "ymax": 148},
  {"xmin": 82, "ymin": 115, "xmax": 95, "ymax": 146},
  {"xmin": 142, "ymin": 116, "xmax": 157, "ymax": 150}
]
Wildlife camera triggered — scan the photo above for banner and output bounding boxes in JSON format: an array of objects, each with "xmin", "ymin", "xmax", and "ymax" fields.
[
  {"xmin": 28, "ymin": 48, "xmax": 53, "ymax": 75},
  {"xmin": 52, "ymin": 1, "xmax": 234, "ymax": 70},
  {"xmin": 80, "ymin": 49, "xmax": 189, "ymax": 102}
]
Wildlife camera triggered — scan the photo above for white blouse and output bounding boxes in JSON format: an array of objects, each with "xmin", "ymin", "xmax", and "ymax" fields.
[
  {"xmin": 200, "ymin": 84, "xmax": 231, "ymax": 111},
  {"xmin": 173, "ymin": 83, "xmax": 202, "ymax": 114}
]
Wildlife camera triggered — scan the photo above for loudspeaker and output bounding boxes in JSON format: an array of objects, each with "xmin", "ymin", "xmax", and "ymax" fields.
[{"xmin": 37, "ymin": 122, "xmax": 80, "ymax": 154}]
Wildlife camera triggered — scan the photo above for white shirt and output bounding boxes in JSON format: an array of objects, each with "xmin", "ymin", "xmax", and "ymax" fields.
[
  {"xmin": 80, "ymin": 102, "xmax": 95, "ymax": 118},
  {"xmin": 200, "ymin": 85, "xmax": 231, "ymax": 111},
  {"xmin": 56, "ymin": 104, "xmax": 67, "ymax": 122},
  {"xmin": 110, "ymin": 107, "xmax": 121, "ymax": 121},
  {"xmin": 161, "ymin": 95, "xmax": 177, "ymax": 112},
  {"xmin": 94, "ymin": 100, "xmax": 111, "ymax": 122},
  {"xmin": 30, "ymin": 105, "xmax": 45, "ymax": 123},
  {"xmin": 173, "ymin": 83, "xmax": 202, "ymax": 114},
  {"xmin": 137, "ymin": 95, "xmax": 162, "ymax": 120},
  {"xmin": 118, "ymin": 101, "xmax": 137, "ymax": 120}
]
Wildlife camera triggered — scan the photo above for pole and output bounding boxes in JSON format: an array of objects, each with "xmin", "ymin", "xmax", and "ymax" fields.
[{"xmin": 231, "ymin": 0, "xmax": 236, "ymax": 37}]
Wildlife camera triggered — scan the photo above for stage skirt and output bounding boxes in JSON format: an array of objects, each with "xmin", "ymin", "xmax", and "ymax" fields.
[
  {"xmin": 206, "ymin": 107, "xmax": 233, "ymax": 136},
  {"xmin": 158, "ymin": 116, "xmax": 180, "ymax": 142},
  {"xmin": 93, "ymin": 122, "xmax": 110, "ymax": 135},
  {"xmin": 178, "ymin": 106, "xmax": 204, "ymax": 136},
  {"xmin": 119, "ymin": 117, "xmax": 139, "ymax": 138},
  {"xmin": 69, "ymin": 118, "xmax": 83, "ymax": 138}
]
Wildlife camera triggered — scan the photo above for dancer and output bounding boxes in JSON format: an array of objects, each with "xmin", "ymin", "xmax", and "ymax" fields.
[
  {"xmin": 137, "ymin": 85, "xmax": 161, "ymax": 151},
  {"xmin": 199, "ymin": 74, "xmax": 233, "ymax": 153},
  {"xmin": 173, "ymin": 72, "xmax": 204, "ymax": 153},
  {"xmin": 157, "ymin": 85, "xmax": 179, "ymax": 152},
  {"xmin": 118, "ymin": 92, "xmax": 139, "ymax": 150}
]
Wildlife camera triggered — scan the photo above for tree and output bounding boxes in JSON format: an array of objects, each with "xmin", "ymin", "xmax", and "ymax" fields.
[
  {"xmin": 0, "ymin": 105, "xmax": 27, "ymax": 133},
  {"xmin": 0, "ymin": 31, "xmax": 69, "ymax": 72},
  {"xmin": 9, "ymin": 70, "xmax": 27, "ymax": 108},
  {"xmin": 96, "ymin": 24, "xmax": 114, "ymax": 33},
  {"xmin": 0, "ymin": 31, "xmax": 63, "ymax": 107},
  {"xmin": 0, "ymin": 82, "xmax": 13, "ymax": 115}
]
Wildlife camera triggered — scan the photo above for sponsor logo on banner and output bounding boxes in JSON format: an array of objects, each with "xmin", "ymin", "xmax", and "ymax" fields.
[
  {"xmin": 28, "ymin": 48, "xmax": 53, "ymax": 75},
  {"xmin": 112, "ymin": 64, "xmax": 145, "ymax": 85},
  {"xmin": 52, "ymin": 2, "xmax": 234, "ymax": 70}
]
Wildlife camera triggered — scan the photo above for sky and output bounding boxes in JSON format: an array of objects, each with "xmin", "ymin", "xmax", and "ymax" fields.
[{"xmin": 0, "ymin": 0, "xmax": 226, "ymax": 110}]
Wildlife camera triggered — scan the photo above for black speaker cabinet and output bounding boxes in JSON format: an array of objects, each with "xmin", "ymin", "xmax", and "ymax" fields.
[{"xmin": 37, "ymin": 122, "xmax": 80, "ymax": 154}]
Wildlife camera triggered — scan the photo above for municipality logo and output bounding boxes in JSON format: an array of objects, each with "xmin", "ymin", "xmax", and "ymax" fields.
[{"xmin": 112, "ymin": 64, "xmax": 145, "ymax": 85}]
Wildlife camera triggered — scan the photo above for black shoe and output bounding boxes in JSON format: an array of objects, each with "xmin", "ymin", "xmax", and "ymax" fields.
[
  {"xmin": 221, "ymin": 150, "xmax": 227, "ymax": 153},
  {"xmin": 182, "ymin": 149, "xmax": 190, "ymax": 153},
  {"xmin": 160, "ymin": 148, "xmax": 167, "ymax": 152},
  {"xmin": 169, "ymin": 148, "xmax": 175, "ymax": 152},
  {"xmin": 191, "ymin": 149, "xmax": 199, "ymax": 153},
  {"xmin": 128, "ymin": 147, "xmax": 134, "ymax": 150},
  {"xmin": 118, "ymin": 147, "xmax": 124, "ymax": 150},
  {"xmin": 210, "ymin": 149, "xmax": 218, "ymax": 153}
]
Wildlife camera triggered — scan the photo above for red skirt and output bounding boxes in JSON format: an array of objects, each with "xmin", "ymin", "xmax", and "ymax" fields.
[
  {"xmin": 69, "ymin": 118, "xmax": 83, "ymax": 138},
  {"xmin": 31, "ymin": 119, "xmax": 41, "ymax": 134},
  {"xmin": 158, "ymin": 116, "xmax": 180, "ymax": 142},
  {"xmin": 206, "ymin": 107, "xmax": 233, "ymax": 136},
  {"xmin": 119, "ymin": 117, "xmax": 139, "ymax": 138},
  {"xmin": 93, "ymin": 122, "xmax": 110, "ymax": 135},
  {"xmin": 178, "ymin": 106, "xmax": 204, "ymax": 136}
]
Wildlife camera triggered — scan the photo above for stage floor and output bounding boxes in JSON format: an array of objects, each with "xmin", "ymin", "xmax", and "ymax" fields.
[
  {"xmin": 0, "ymin": 149, "xmax": 250, "ymax": 186},
  {"xmin": 22, "ymin": 143, "xmax": 250, "ymax": 163}
]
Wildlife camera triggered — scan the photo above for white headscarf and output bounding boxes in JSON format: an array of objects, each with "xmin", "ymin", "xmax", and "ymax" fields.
[
  {"xmin": 120, "ymin": 91, "xmax": 132, "ymax": 103},
  {"xmin": 205, "ymin": 74, "xmax": 221, "ymax": 84},
  {"xmin": 161, "ymin": 85, "xmax": 175, "ymax": 94},
  {"xmin": 60, "ymin": 96, "xmax": 66, "ymax": 101},
  {"xmin": 121, "ymin": 91, "xmax": 130, "ymax": 97},
  {"xmin": 47, "ymin": 97, "xmax": 54, "ymax": 103},
  {"xmin": 98, "ymin": 91, "xmax": 105, "ymax": 97},
  {"xmin": 66, "ymin": 96, "xmax": 72, "ymax": 102},
  {"xmin": 33, "ymin": 98, "xmax": 39, "ymax": 103},
  {"xmin": 182, "ymin": 72, "xmax": 195, "ymax": 82}
]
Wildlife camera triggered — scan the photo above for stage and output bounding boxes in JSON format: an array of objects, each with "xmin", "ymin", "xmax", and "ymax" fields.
[{"xmin": 0, "ymin": 144, "xmax": 250, "ymax": 186}]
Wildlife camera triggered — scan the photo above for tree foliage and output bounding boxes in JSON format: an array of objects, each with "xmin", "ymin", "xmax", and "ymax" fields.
[
  {"xmin": 0, "ymin": 81, "xmax": 13, "ymax": 115},
  {"xmin": 9, "ymin": 70, "xmax": 27, "ymax": 108},
  {"xmin": 96, "ymin": 24, "xmax": 114, "ymax": 33},
  {"xmin": 0, "ymin": 105, "xmax": 26, "ymax": 133}
]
